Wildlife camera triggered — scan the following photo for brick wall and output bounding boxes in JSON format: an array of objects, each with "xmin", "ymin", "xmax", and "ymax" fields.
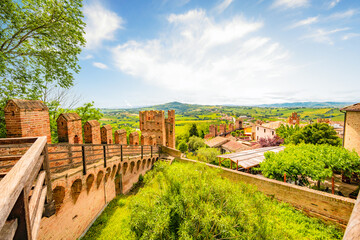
[
  {"xmin": 344, "ymin": 111, "xmax": 360, "ymax": 155},
  {"xmin": 38, "ymin": 154, "xmax": 159, "ymax": 240}
]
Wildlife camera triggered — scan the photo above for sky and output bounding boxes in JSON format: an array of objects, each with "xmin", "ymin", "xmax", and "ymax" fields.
[{"xmin": 75, "ymin": 0, "xmax": 360, "ymax": 108}]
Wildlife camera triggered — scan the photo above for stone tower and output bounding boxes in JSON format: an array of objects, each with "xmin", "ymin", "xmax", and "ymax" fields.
[
  {"xmin": 57, "ymin": 113, "xmax": 83, "ymax": 144},
  {"xmin": 4, "ymin": 99, "xmax": 52, "ymax": 143},
  {"xmin": 235, "ymin": 118, "xmax": 243, "ymax": 130}
]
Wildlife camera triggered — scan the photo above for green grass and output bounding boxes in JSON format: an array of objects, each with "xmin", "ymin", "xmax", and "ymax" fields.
[{"xmin": 83, "ymin": 162, "xmax": 342, "ymax": 240}]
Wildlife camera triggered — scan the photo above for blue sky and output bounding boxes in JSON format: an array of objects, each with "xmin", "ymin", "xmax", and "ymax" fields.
[{"xmin": 75, "ymin": 0, "xmax": 360, "ymax": 108}]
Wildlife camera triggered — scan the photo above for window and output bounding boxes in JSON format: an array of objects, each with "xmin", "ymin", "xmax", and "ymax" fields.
[
  {"xmin": 272, "ymin": 131, "xmax": 274, "ymax": 135},
  {"xmin": 257, "ymin": 127, "xmax": 259, "ymax": 131},
  {"xmin": 257, "ymin": 136, "xmax": 259, "ymax": 140},
  {"xmin": 264, "ymin": 129, "xmax": 266, "ymax": 133}
]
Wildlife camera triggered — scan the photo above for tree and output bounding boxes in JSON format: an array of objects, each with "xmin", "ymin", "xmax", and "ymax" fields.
[
  {"xmin": 196, "ymin": 147, "xmax": 220, "ymax": 164},
  {"xmin": 178, "ymin": 141, "xmax": 188, "ymax": 153},
  {"xmin": 276, "ymin": 124, "xmax": 301, "ymax": 144},
  {"xmin": 189, "ymin": 123, "xmax": 199, "ymax": 137},
  {"xmin": 0, "ymin": 0, "xmax": 85, "ymax": 136},
  {"xmin": 187, "ymin": 136, "xmax": 205, "ymax": 151},
  {"xmin": 291, "ymin": 123, "xmax": 341, "ymax": 146},
  {"xmin": 75, "ymin": 101, "xmax": 103, "ymax": 125},
  {"xmin": 258, "ymin": 136, "xmax": 284, "ymax": 147},
  {"xmin": 260, "ymin": 144, "xmax": 360, "ymax": 188}
]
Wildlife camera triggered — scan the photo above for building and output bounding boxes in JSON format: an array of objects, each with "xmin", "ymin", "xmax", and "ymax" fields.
[
  {"xmin": 340, "ymin": 103, "xmax": 360, "ymax": 155},
  {"xmin": 139, "ymin": 110, "xmax": 175, "ymax": 148},
  {"xmin": 287, "ymin": 112, "xmax": 300, "ymax": 125},
  {"xmin": 4, "ymin": 99, "xmax": 52, "ymax": 143}
]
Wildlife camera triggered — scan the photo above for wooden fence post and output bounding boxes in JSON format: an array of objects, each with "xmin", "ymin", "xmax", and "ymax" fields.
[{"xmin": 43, "ymin": 144, "xmax": 55, "ymax": 217}]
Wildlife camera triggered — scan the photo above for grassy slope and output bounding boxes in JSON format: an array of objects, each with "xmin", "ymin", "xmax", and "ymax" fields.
[{"xmin": 83, "ymin": 162, "xmax": 342, "ymax": 240}]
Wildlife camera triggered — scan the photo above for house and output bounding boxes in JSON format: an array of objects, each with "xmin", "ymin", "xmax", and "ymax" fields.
[{"xmin": 340, "ymin": 103, "xmax": 360, "ymax": 155}]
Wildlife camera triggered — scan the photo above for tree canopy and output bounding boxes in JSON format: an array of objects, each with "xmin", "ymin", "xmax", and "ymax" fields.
[
  {"xmin": 291, "ymin": 123, "xmax": 341, "ymax": 146},
  {"xmin": 0, "ymin": 0, "xmax": 85, "ymax": 100},
  {"xmin": 259, "ymin": 144, "xmax": 360, "ymax": 186},
  {"xmin": 188, "ymin": 123, "xmax": 199, "ymax": 137}
]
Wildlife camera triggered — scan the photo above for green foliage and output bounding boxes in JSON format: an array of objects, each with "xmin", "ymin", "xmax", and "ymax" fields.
[
  {"xmin": 128, "ymin": 162, "xmax": 342, "ymax": 239},
  {"xmin": 196, "ymin": 147, "xmax": 220, "ymax": 164},
  {"xmin": 260, "ymin": 144, "xmax": 360, "ymax": 185},
  {"xmin": 0, "ymin": 0, "xmax": 85, "ymax": 98},
  {"xmin": 177, "ymin": 141, "xmax": 188, "ymax": 153},
  {"xmin": 276, "ymin": 124, "xmax": 301, "ymax": 143},
  {"xmin": 75, "ymin": 101, "xmax": 103, "ymax": 125},
  {"xmin": 187, "ymin": 136, "xmax": 205, "ymax": 151},
  {"xmin": 0, "ymin": 0, "xmax": 85, "ymax": 138},
  {"xmin": 188, "ymin": 123, "xmax": 199, "ymax": 137},
  {"xmin": 290, "ymin": 123, "xmax": 341, "ymax": 146}
]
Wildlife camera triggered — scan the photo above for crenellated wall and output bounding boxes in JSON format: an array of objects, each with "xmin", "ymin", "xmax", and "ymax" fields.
[{"xmin": 38, "ymin": 152, "xmax": 159, "ymax": 240}]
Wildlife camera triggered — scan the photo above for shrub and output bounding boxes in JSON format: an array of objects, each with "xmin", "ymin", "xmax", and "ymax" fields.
[
  {"xmin": 178, "ymin": 141, "xmax": 188, "ymax": 153},
  {"xmin": 187, "ymin": 136, "xmax": 205, "ymax": 151},
  {"xmin": 196, "ymin": 147, "xmax": 220, "ymax": 164}
]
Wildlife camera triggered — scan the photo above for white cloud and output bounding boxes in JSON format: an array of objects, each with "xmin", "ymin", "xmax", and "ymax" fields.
[
  {"xmin": 303, "ymin": 28, "xmax": 349, "ymax": 45},
  {"xmin": 215, "ymin": 0, "xmax": 234, "ymax": 14},
  {"xmin": 93, "ymin": 62, "xmax": 109, "ymax": 69},
  {"xmin": 272, "ymin": 0, "xmax": 309, "ymax": 9},
  {"xmin": 289, "ymin": 16, "xmax": 318, "ymax": 29},
  {"xmin": 328, "ymin": 0, "xmax": 340, "ymax": 9},
  {"xmin": 342, "ymin": 33, "xmax": 360, "ymax": 40},
  {"xmin": 112, "ymin": 9, "xmax": 291, "ymax": 102},
  {"xmin": 327, "ymin": 9, "xmax": 358, "ymax": 20},
  {"xmin": 84, "ymin": 1, "xmax": 124, "ymax": 49},
  {"xmin": 81, "ymin": 54, "xmax": 94, "ymax": 60}
]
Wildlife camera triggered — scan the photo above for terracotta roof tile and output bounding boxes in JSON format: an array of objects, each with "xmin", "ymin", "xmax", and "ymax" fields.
[
  {"xmin": 58, "ymin": 113, "xmax": 81, "ymax": 121},
  {"xmin": 86, "ymin": 120, "xmax": 100, "ymax": 127},
  {"xmin": 341, "ymin": 103, "xmax": 360, "ymax": 112},
  {"xmin": 222, "ymin": 140, "xmax": 250, "ymax": 152},
  {"xmin": 102, "ymin": 125, "xmax": 112, "ymax": 130},
  {"xmin": 205, "ymin": 136, "xmax": 229, "ymax": 148},
  {"xmin": 9, "ymin": 99, "xmax": 48, "ymax": 111}
]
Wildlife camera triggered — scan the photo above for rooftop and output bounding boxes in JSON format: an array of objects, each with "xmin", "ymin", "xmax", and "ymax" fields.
[
  {"xmin": 341, "ymin": 103, "xmax": 360, "ymax": 112},
  {"xmin": 205, "ymin": 136, "xmax": 229, "ymax": 148}
]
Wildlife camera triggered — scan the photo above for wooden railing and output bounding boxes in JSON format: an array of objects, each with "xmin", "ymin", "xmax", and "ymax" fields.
[
  {"xmin": 0, "ymin": 137, "xmax": 54, "ymax": 240},
  {"xmin": 343, "ymin": 191, "xmax": 360, "ymax": 239}
]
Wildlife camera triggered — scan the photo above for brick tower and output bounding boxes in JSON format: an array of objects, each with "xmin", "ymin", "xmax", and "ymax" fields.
[
  {"xmin": 288, "ymin": 112, "xmax": 300, "ymax": 125},
  {"xmin": 114, "ymin": 129, "xmax": 127, "ymax": 145},
  {"xmin": 139, "ymin": 110, "xmax": 176, "ymax": 148},
  {"xmin": 57, "ymin": 113, "xmax": 83, "ymax": 144},
  {"xmin": 235, "ymin": 118, "xmax": 243, "ymax": 130},
  {"xmin": 4, "ymin": 99, "xmax": 51, "ymax": 143},
  {"xmin": 84, "ymin": 120, "xmax": 101, "ymax": 144},
  {"xmin": 101, "ymin": 125, "xmax": 112, "ymax": 144},
  {"xmin": 129, "ymin": 132, "xmax": 139, "ymax": 145}
]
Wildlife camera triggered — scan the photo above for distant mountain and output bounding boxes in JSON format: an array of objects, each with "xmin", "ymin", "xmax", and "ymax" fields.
[
  {"xmin": 256, "ymin": 102, "xmax": 355, "ymax": 108},
  {"xmin": 123, "ymin": 102, "xmax": 201, "ymax": 114}
]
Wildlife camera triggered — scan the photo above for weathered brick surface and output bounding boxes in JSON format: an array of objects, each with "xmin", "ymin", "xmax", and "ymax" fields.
[
  {"xmin": 139, "ymin": 110, "xmax": 175, "ymax": 147},
  {"xmin": 288, "ymin": 112, "xmax": 300, "ymax": 125},
  {"xmin": 344, "ymin": 111, "xmax": 360, "ymax": 155},
  {"xmin": 4, "ymin": 99, "xmax": 51, "ymax": 143},
  {"xmin": 57, "ymin": 113, "xmax": 83, "ymax": 144},
  {"xmin": 129, "ymin": 132, "xmax": 139, "ymax": 145},
  {"xmin": 235, "ymin": 118, "xmax": 243, "ymax": 129},
  {"xmin": 84, "ymin": 120, "xmax": 101, "ymax": 144},
  {"xmin": 101, "ymin": 125, "xmax": 113, "ymax": 144},
  {"xmin": 114, "ymin": 129, "xmax": 127, "ymax": 144}
]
